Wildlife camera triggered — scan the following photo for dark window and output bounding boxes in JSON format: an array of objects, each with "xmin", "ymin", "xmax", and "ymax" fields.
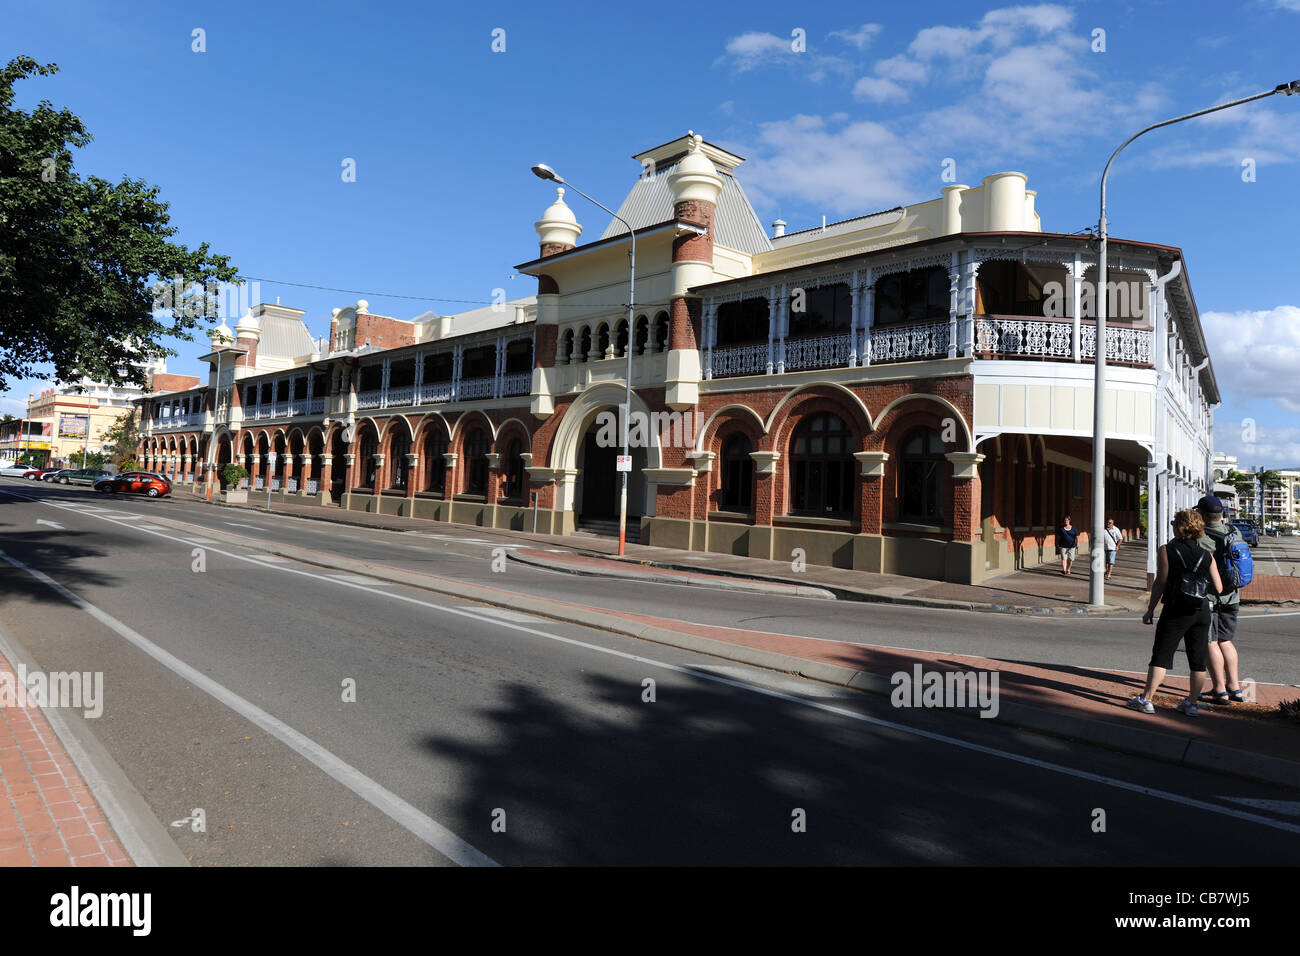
[
  {"xmin": 789, "ymin": 283, "xmax": 851, "ymax": 338},
  {"xmin": 614, "ymin": 320, "xmax": 628, "ymax": 357},
  {"xmin": 653, "ymin": 312, "xmax": 669, "ymax": 351},
  {"xmin": 977, "ymin": 260, "xmax": 1069, "ymax": 318},
  {"xmin": 358, "ymin": 365, "xmax": 382, "ymax": 392},
  {"xmin": 560, "ymin": 329, "xmax": 575, "ymax": 364},
  {"xmin": 389, "ymin": 359, "xmax": 415, "ymax": 388},
  {"xmin": 503, "ymin": 439, "xmax": 524, "ymax": 500},
  {"xmin": 633, "ymin": 315, "xmax": 649, "ymax": 354},
  {"xmin": 358, "ymin": 433, "xmax": 377, "ymax": 488},
  {"xmin": 874, "ymin": 267, "xmax": 949, "ymax": 325},
  {"xmin": 1072, "ymin": 468, "xmax": 1083, "ymax": 500},
  {"xmin": 899, "ymin": 428, "xmax": 945, "ymax": 523},
  {"xmin": 464, "ymin": 428, "xmax": 489, "ymax": 495},
  {"xmin": 389, "ymin": 431, "xmax": 410, "ymax": 489},
  {"xmin": 291, "ymin": 377, "xmax": 307, "ymax": 400},
  {"xmin": 276, "ymin": 379, "xmax": 290, "ymax": 402},
  {"xmin": 463, "ymin": 346, "xmax": 495, "ymax": 379},
  {"xmin": 505, "ymin": 339, "xmax": 532, "ymax": 373},
  {"xmin": 790, "ymin": 413, "xmax": 854, "ymax": 517},
  {"xmin": 596, "ymin": 324, "xmax": 610, "ymax": 358},
  {"xmin": 424, "ymin": 429, "xmax": 447, "ymax": 491},
  {"xmin": 715, "ymin": 297, "xmax": 770, "ymax": 347},
  {"xmin": 311, "ymin": 374, "xmax": 327, "ymax": 397},
  {"xmin": 259, "ymin": 382, "xmax": 273, "ymax": 405},
  {"xmin": 424, "ymin": 352, "xmax": 453, "ymax": 383},
  {"xmin": 579, "ymin": 327, "xmax": 592, "ymax": 361},
  {"xmin": 980, "ymin": 454, "xmax": 996, "ymax": 521},
  {"xmin": 245, "ymin": 385, "xmax": 257, "ymax": 407},
  {"xmin": 721, "ymin": 434, "xmax": 754, "ymax": 513}
]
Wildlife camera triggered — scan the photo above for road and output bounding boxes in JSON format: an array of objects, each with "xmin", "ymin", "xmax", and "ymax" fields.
[{"xmin": 2, "ymin": 477, "xmax": 1299, "ymax": 866}]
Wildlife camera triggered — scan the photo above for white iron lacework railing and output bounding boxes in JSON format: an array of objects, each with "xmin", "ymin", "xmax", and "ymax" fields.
[
  {"xmin": 457, "ymin": 376, "xmax": 494, "ymax": 401},
  {"xmin": 308, "ymin": 396, "xmax": 325, "ymax": 414},
  {"xmin": 254, "ymin": 476, "xmax": 264, "ymax": 489},
  {"xmin": 974, "ymin": 319, "xmax": 1072, "ymax": 358},
  {"xmin": 356, "ymin": 389, "xmax": 383, "ymax": 410},
  {"xmin": 385, "ymin": 386, "xmax": 415, "ymax": 408},
  {"xmin": 711, "ymin": 343, "xmax": 768, "ymax": 378},
  {"xmin": 286, "ymin": 478, "xmax": 297, "ymax": 492},
  {"xmin": 785, "ymin": 333, "xmax": 852, "ymax": 372},
  {"xmin": 270, "ymin": 477, "xmax": 281, "ymax": 491},
  {"xmin": 238, "ymin": 478, "xmax": 249, "ymax": 489},
  {"xmin": 502, "ymin": 372, "xmax": 531, "ymax": 396},
  {"xmin": 869, "ymin": 322, "xmax": 951, "ymax": 363},
  {"xmin": 306, "ymin": 479, "xmax": 319, "ymax": 494},
  {"xmin": 418, "ymin": 381, "xmax": 454, "ymax": 404},
  {"xmin": 1078, "ymin": 325, "xmax": 1153, "ymax": 365}
]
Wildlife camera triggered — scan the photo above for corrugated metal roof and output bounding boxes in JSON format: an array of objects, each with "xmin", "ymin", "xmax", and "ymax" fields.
[
  {"xmin": 259, "ymin": 313, "xmax": 317, "ymax": 359},
  {"xmin": 600, "ymin": 163, "xmax": 772, "ymax": 255}
]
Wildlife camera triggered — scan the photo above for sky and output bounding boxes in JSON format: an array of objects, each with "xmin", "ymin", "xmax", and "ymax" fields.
[{"xmin": 3, "ymin": 0, "xmax": 1299, "ymax": 466}]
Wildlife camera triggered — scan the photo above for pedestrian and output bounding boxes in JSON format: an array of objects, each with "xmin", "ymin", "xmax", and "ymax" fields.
[
  {"xmin": 1196, "ymin": 495, "xmax": 1251, "ymax": 704},
  {"xmin": 1103, "ymin": 517, "xmax": 1123, "ymax": 580},
  {"xmin": 1058, "ymin": 514, "xmax": 1080, "ymax": 575},
  {"xmin": 1130, "ymin": 508, "xmax": 1223, "ymax": 716}
]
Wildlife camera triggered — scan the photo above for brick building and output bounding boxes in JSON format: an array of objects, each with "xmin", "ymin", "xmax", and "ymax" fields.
[{"xmin": 137, "ymin": 131, "xmax": 1217, "ymax": 584}]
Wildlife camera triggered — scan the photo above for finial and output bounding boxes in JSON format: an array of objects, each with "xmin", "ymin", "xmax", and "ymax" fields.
[{"xmin": 556, "ymin": 187, "xmax": 565, "ymax": 200}]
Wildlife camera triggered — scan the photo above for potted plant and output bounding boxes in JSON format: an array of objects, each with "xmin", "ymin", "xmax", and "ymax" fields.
[{"xmin": 222, "ymin": 463, "xmax": 249, "ymax": 503}]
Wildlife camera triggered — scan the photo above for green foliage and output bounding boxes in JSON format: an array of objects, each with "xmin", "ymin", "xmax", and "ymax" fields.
[
  {"xmin": 78, "ymin": 450, "xmax": 110, "ymax": 470},
  {"xmin": 16, "ymin": 450, "xmax": 42, "ymax": 467},
  {"xmin": 222, "ymin": 463, "xmax": 248, "ymax": 487},
  {"xmin": 1138, "ymin": 491, "xmax": 1147, "ymax": 536},
  {"xmin": 0, "ymin": 56, "xmax": 239, "ymax": 391},
  {"xmin": 118, "ymin": 457, "xmax": 138, "ymax": 472},
  {"xmin": 100, "ymin": 410, "xmax": 139, "ymax": 465}
]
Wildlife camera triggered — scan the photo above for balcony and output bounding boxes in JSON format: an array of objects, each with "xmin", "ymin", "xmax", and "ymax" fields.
[{"xmin": 707, "ymin": 317, "xmax": 1154, "ymax": 380}]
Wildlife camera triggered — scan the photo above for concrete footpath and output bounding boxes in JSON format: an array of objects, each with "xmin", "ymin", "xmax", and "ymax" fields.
[{"xmin": 154, "ymin": 493, "xmax": 1300, "ymax": 792}]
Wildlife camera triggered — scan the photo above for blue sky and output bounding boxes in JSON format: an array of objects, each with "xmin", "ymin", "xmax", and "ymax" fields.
[{"xmin": 4, "ymin": 0, "xmax": 1299, "ymax": 465}]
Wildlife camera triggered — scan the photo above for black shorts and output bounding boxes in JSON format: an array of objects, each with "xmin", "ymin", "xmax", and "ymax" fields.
[
  {"xmin": 1150, "ymin": 602, "xmax": 1210, "ymax": 671},
  {"xmin": 1209, "ymin": 603, "xmax": 1240, "ymax": 643}
]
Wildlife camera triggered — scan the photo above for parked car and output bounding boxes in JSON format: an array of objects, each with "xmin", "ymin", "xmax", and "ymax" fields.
[
  {"xmin": 54, "ymin": 468, "xmax": 110, "ymax": 486},
  {"xmin": 40, "ymin": 469, "xmax": 72, "ymax": 482},
  {"xmin": 0, "ymin": 464, "xmax": 42, "ymax": 478},
  {"xmin": 93, "ymin": 472, "xmax": 172, "ymax": 498},
  {"xmin": 1231, "ymin": 521, "xmax": 1259, "ymax": 547}
]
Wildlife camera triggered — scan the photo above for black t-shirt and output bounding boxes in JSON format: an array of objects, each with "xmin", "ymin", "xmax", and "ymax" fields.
[
  {"xmin": 1059, "ymin": 525, "xmax": 1080, "ymax": 548},
  {"xmin": 1163, "ymin": 538, "xmax": 1211, "ymax": 612}
]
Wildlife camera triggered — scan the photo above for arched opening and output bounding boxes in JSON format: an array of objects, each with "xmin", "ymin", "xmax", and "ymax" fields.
[
  {"xmin": 328, "ymin": 429, "xmax": 347, "ymax": 502},
  {"xmin": 720, "ymin": 433, "xmax": 754, "ymax": 514},
  {"xmin": 789, "ymin": 412, "xmax": 854, "ymax": 518},
  {"xmin": 502, "ymin": 438, "xmax": 525, "ymax": 501},
  {"xmin": 614, "ymin": 319, "xmax": 629, "ymax": 358},
  {"xmin": 899, "ymin": 427, "xmax": 946, "ymax": 524},
  {"xmin": 633, "ymin": 315, "xmax": 649, "ymax": 355},
  {"xmin": 357, "ymin": 428, "xmax": 378, "ymax": 490},
  {"xmin": 576, "ymin": 408, "xmax": 648, "ymax": 525},
  {"xmin": 653, "ymin": 312, "xmax": 669, "ymax": 352},
  {"xmin": 462, "ymin": 427, "xmax": 490, "ymax": 495},
  {"xmin": 388, "ymin": 427, "xmax": 411, "ymax": 490},
  {"xmin": 423, "ymin": 426, "xmax": 447, "ymax": 493},
  {"xmin": 579, "ymin": 326, "xmax": 592, "ymax": 362},
  {"xmin": 596, "ymin": 322, "xmax": 611, "ymax": 359},
  {"xmin": 560, "ymin": 329, "xmax": 575, "ymax": 365}
]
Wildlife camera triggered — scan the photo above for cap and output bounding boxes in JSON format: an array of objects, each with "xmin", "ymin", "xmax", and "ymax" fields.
[{"xmin": 1196, "ymin": 495, "xmax": 1225, "ymax": 514}]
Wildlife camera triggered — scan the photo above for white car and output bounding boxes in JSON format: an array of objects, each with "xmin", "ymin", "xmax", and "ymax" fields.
[{"xmin": 0, "ymin": 464, "xmax": 40, "ymax": 478}]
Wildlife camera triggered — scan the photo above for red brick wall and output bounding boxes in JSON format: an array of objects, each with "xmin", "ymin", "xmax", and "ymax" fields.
[{"xmin": 352, "ymin": 313, "xmax": 417, "ymax": 351}]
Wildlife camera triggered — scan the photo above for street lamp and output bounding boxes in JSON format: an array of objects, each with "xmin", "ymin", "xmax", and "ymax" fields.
[
  {"xmin": 1090, "ymin": 78, "xmax": 1299, "ymax": 606},
  {"xmin": 532, "ymin": 162, "xmax": 637, "ymax": 556}
]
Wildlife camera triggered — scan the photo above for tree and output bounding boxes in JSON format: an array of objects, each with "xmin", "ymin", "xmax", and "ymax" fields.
[
  {"xmin": 100, "ymin": 409, "xmax": 139, "ymax": 466},
  {"xmin": 0, "ymin": 57, "xmax": 239, "ymax": 391}
]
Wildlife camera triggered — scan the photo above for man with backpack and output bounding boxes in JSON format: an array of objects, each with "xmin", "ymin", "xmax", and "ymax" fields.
[{"xmin": 1197, "ymin": 495, "xmax": 1252, "ymax": 704}]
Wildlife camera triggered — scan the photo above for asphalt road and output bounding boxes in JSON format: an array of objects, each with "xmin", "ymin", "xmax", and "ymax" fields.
[{"xmin": 2, "ymin": 477, "xmax": 1299, "ymax": 866}]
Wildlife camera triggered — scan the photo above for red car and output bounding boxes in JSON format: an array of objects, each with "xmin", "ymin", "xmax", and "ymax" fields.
[{"xmin": 93, "ymin": 472, "xmax": 172, "ymax": 498}]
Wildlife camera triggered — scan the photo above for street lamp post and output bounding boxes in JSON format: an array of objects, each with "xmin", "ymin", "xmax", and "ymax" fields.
[
  {"xmin": 532, "ymin": 163, "xmax": 637, "ymax": 556},
  {"xmin": 1090, "ymin": 79, "xmax": 1298, "ymax": 606}
]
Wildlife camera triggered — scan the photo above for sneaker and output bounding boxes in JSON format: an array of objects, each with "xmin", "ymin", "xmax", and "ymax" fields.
[
  {"xmin": 1127, "ymin": 696, "xmax": 1155, "ymax": 714},
  {"xmin": 1177, "ymin": 699, "xmax": 1200, "ymax": 717}
]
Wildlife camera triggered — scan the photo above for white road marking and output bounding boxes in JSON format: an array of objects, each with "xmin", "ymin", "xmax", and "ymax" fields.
[
  {"xmin": 0, "ymin": 546, "xmax": 496, "ymax": 868},
  {"xmin": 463, "ymin": 606, "xmax": 544, "ymax": 623},
  {"xmin": 1220, "ymin": 797, "xmax": 1300, "ymax": 818},
  {"xmin": 225, "ymin": 522, "xmax": 267, "ymax": 531},
  {"xmin": 250, "ymin": 554, "xmax": 291, "ymax": 563},
  {"xmin": 16, "ymin": 498, "xmax": 1300, "ymax": 840},
  {"xmin": 186, "ymin": 537, "xmax": 219, "ymax": 544},
  {"xmin": 35, "ymin": 519, "xmax": 64, "ymax": 530},
  {"xmin": 329, "ymin": 574, "xmax": 391, "ymax": 586}
]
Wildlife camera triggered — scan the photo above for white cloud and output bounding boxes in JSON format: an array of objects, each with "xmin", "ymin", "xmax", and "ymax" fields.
[
  {"xmin": 874, "ymin": 54, "xmax": 928, "ymax": 84},
  {"xmin": 1277, "ymin": 0, "xmax": 1300, "ymax": 11},
  {"xmin": 733, "ymin": 115, "xmax": 920, "ymax": 214},
  {"xmin": 1214, "ymin": 423, "xmax": 1300, "ymax": 471},
  {"xmin": 829, "ymin": 23, "xmax": 883, "ymax": 50},
  {"xmin": 1201, "ymin": 305, "xmax": 1300, "ymax": 415},
  {"xmin": 720, "ymin": 32, "xmax": 795, "ymax": 72},
  {"xmin": 853, "ymin": 76, "xmax": 908, "ymax": 104}
]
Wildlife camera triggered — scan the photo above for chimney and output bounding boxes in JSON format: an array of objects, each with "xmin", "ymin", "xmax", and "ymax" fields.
[{"xmin": 771, "ymin": 219, "xmax": 786, "ymax": 238}]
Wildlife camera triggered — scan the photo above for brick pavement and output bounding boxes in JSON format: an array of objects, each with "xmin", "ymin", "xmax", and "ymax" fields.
[{"xmin": 0, "ymin": 651, "xmax": 131, "ymax": 867}]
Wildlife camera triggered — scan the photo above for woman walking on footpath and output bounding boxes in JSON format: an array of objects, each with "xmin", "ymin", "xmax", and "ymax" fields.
[
  {"xmin": 1130, "ymin": 509, "xmax": 1223, "ymax": 716},
  {"xmin": 1058, "ymin": 515, "xmax": 1080, "ymax": 575}
]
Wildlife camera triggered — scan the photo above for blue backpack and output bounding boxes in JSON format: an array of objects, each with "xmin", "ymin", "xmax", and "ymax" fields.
[{"xmin": 1207, "ymin": 525, "xmax": 1253, "ymax": 591}]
